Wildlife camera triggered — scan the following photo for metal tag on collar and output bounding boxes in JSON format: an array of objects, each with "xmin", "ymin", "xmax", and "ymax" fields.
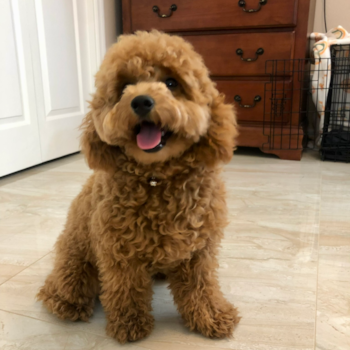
[{"xmin": 149, "ymin": 176, "xmax": 158, "ymax": 187}]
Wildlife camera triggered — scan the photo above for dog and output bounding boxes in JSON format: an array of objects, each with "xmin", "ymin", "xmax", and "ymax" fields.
[{"xmin": 37, "ymin": 30, "xmax": 239, "ymax": 343}]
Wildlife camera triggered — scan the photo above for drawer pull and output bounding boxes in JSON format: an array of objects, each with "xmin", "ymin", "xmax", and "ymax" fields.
[
  {"xmin": 234, "ymin": 95, "xmax": 261, "ymax": 108},
  {"xmin": 152, "ymin": 4, "xmax": 177, "ymax": 18},
  {"xmin": 238, "ymin": 0, "xmax": 267, "ymax": 13},
  {"xmin": 236, "ymin": 48, "xmax": 264, "ymax": 62}
]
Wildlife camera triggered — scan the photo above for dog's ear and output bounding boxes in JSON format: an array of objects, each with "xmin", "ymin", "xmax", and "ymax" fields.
[
  {"xmin": 80, "ymin": 110, "xmax": 121, "ymax": 172},
  {"xmin": 203, "ymin": 94, "xmax": 238, "ymax": 165}
]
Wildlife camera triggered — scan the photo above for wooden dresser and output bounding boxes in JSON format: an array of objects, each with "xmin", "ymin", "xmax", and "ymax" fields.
[{"xmin": 122, "ymin": 0, "xmax": 316, "ymax": 160}]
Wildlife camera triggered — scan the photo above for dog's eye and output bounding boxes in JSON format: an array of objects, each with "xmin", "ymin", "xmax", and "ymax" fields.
[{"xmin": 165, "ymin": 78, "xmax": 178, "ymax": 90}]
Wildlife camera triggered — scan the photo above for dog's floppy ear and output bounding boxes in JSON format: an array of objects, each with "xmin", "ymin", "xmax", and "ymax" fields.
[
  {"xmin": 203, "ymin": 94, "xmax": 238, "ymax": 164},
  {"xmin": 80, "ymin": 110, "xmax": 121, "ymax": 172}
]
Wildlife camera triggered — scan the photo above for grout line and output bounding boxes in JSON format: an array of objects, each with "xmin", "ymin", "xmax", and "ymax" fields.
[
  {"xmin": 0, "ymin": 308, "xmax": 57, "ymax": 324},
  {"xmin": 0, "ymin": 308, "xmax": 113, "ymax": 350},
  {"xmin": 0, "ymin": 251, "xmax": 52, "ymax": 287},
  {"xmin": 0, "ymin": 265, "xmax": 27, "ymax": 287},
  {"xmin": 0, "ymin": 305, "xmax": 110, "ymax": 340},
  {"xmin": 0, "ymin": 308, "xmax": 108, "ymax": 343}
]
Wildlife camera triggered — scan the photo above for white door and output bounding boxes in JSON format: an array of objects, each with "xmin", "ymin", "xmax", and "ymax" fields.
[
  {"xmin": 0, "ymin": 0, "xmax": 112, "ymax": 176},
  {"xmin": 30, "ymin": 0, "xmax": 92, "ymax": 162},
  {"xmin": 0, "ymin": 0, "xmax": 42, "ymax": 177}
]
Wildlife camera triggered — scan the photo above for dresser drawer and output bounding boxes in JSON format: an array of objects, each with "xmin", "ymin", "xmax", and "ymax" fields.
[
  {"xmin": 186, "ymin": 32, "xmax": 294, "ymax": 77},
  {"xmin": 127, "ymin": 0, "xmax": 297, "ymax": 32},
  {"xmin": 216, "ymin": 80, "xmax": 292, "ymax": 123}
]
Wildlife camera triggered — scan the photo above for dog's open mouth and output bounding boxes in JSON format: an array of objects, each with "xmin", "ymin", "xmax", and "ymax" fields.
[{"xmin": 135, "ymin": 121, "xmax": 172, "ymax": 153}]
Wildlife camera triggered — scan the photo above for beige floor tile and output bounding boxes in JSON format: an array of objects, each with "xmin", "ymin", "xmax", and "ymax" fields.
[
  {"xmin": 0, "ymin": 231, "xmax": 57, "ymax": 267},
  {"xmin": 0, "ymin": 253, "xmax": 108, "ymax": 337},
  {"xmin": 315, "ymin": 174, "xmax": 350, "ymax": 350},
  {"xmin": 317, "ymin": 233, "xmax": 350, "ymax": 335},
  {"xmin": 0, "ymin": 171, "xmax": 91, "ymax": 198},
  {"xmin": 0, "ymin": 153, "xmax": 84, "ymax": 187},
  {"xmin": 0, "ymin": 310, "xmax": 69, "ymax": 350},
  {"xmin": 0, "ymin": 264, "xmax": 26, "ymax": 285},
  {"xmin": 315, "ymin": 241, "xmax": 350, "ymax": 350},
  {"xmin": 1, "ymin": 150, "xmax": 349, "ymax": 349},
  {"xmin": 0, "ymin": 310, "xmax": 144, "ymax": 350}
]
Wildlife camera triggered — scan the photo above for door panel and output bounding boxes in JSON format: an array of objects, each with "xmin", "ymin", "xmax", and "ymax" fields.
[
  {"xmin": 38, "ymin": 0, "xmax": 81, "ymax": 114},
  {"xmin": 0, "ymin": 0, "xmax": 42, "ymax": 177},
  {"xmin": 32, "ymin": 0, "xmax": 90, "ymax": 162}
]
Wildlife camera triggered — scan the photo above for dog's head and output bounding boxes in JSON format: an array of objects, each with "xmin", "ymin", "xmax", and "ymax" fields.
[{"xmin": 81, "ymin": 31, "xmax": 237, "ymax": 170}]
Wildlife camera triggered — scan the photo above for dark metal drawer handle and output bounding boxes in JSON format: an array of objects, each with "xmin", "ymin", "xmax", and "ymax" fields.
[
  {"xmin": 152, "ymin": 4, "xmax": 177, "ymax": 18},
  {"xmin": 234, "ymin": 95, "xmax": 262, "ymax": 108},
  {"xmin": 238, "ymin": 0, "xmax": 267, "ymax": 13},
  {"xmin": 236, "ymin": 48, "xmax": 264, "ymax": 62}
]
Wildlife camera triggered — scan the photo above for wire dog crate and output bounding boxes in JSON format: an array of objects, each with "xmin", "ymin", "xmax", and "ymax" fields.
[
  {"xmin": 263, "ymin": 59, "xmax": 307, "ymax": 153},
  {"xmin": 263, "ymin": 45, "xmax": 350, "ymax": 162},
  {"xmin": 321, "ymin": 45, "xmax": 350, "ymax": 161}
]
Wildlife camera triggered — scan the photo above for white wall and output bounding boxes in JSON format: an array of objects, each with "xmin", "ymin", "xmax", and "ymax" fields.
[
  {"xmin": 314, "ymin": 0, "xmax": 350, "ymax": 33},
  {"xmin": 103, "ymin": 0, "xmax": 121, "ymax": 49}
]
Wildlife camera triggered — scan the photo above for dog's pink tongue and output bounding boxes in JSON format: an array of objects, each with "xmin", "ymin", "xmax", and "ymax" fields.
[{"xmin": 136, "ymin": 123, "xmax": 162, "ymax": 150}]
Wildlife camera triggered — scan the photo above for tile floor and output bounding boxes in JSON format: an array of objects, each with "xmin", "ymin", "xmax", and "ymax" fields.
[{"xmin": 0, "ymin": 149, "xmax": 349, "ymax": 350}]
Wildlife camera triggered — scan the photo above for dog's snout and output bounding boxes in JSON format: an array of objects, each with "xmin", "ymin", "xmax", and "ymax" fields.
[{"xmin": 131, "ymin": 95, "xmax": 154, "ymax": 117}]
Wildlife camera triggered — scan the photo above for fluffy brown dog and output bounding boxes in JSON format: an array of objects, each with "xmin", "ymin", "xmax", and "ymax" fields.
[{"xmin": 37, "ymin": 30, "xmax": 239, "ymax": 343}]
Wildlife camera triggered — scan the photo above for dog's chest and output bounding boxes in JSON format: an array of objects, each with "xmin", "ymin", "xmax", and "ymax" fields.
[{"xmin": 98, "ymin": 175, "xmax": 218, "ymax": 265}]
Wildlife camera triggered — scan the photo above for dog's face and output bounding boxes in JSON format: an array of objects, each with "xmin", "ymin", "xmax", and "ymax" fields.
[
  {"xmin": 100, "ymin": 66, "xmax": 211, "ymax": 164},
  {"xmin": 82, "ymin": 31, "xmax": 237, "ymax": 170}
]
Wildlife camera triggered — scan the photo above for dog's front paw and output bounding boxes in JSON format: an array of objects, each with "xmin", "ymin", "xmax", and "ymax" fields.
[
  {"xmin": 106, "ymin": 312, "xmax": 154, "ymax": 343},
  {"xmin": 186, "ymin": 302, "xmax": 240, "ymax": 339}
]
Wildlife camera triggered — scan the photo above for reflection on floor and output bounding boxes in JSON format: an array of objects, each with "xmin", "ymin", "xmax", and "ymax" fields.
[{"xmin": 0, "ymin": 149, "xmax": 349, "ymax": 350}]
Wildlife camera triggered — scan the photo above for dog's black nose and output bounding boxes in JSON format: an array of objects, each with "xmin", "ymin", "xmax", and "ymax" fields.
[{"xmin": 131, "ymin": 95, "xmax": 154, "ymax": 117}]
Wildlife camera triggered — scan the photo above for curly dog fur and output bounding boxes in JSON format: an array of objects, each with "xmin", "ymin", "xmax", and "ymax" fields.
[{"xmin": 37, "ymin": 30, "xmax": 240, "ymax": 343}]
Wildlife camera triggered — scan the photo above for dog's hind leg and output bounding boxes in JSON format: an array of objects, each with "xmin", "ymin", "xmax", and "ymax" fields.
[
  {"xmin": 37, "ymin": 255, "xmax": 99, "ymax": 322},
  {"xmin": 37, "ymin": 181, "xmax": 99, "ymax": 322}
]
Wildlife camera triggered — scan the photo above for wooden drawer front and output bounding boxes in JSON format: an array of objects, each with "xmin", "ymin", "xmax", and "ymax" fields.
[
  {"xmin": 186, "ymin": 32, "xmax": 294, "ymax": 77},
  {"xmin": 128, "ymin": 0, "xmax": 297, "ymax": 32},
  {"xmin": 216, "ymin": 80, "xmax": 292, "ymax": 123}
]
